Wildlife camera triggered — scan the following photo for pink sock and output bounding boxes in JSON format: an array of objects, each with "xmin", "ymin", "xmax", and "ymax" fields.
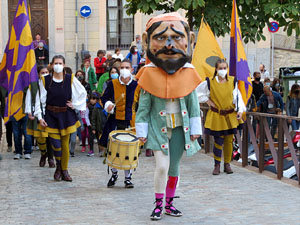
[
  {"xmin": 165, "ymin": 176, "xmax": 178, "ymax": 209},
  {"xmin": 155, "ymin": 193, "xmax": 164, "ymax": 213}
]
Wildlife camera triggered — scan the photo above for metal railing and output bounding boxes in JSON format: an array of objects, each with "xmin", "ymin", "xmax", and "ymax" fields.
[{"xmin": 202, "ymin": 106, "xmax": 300, "ymax": 185}]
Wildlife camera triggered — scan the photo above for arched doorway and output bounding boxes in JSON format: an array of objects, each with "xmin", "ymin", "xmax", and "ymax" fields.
[{"xmin": 8, "ymin": 0, "xmax": 49, "ymax": 46}]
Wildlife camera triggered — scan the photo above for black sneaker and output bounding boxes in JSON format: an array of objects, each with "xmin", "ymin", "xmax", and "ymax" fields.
[
  {"xmin": 150, "ymin": 198, "xmax": 163, "ymax": 220},
  {"xmin": 70, "ymin": 152, "xmax": 75, "ymax": 157},
  {"xmin": 165, "ymin": 197, "xmax": 183, "ymax": 217},
  {"xmin": 107, "ymin": 173, "xmax": 118, "ymax": 188},
  {"xmin": 124, "ymin": 179, "xmax": 134, "ymax": 188}
]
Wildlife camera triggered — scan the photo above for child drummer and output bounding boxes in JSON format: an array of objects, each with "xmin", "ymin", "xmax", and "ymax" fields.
[{"xmin": 100, "ymin": 59, "xmax": 141, "ymax": 188}]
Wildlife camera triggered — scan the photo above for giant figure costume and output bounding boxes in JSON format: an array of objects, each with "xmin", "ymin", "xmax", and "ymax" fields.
[{"xmin": 135, "ymin": 12, "xmax": 202, "ymax": 220}]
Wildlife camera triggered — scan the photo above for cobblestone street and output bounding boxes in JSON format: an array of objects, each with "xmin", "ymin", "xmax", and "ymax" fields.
[{"xmin": 1, "ymin": 142, "xmax": 300, "ymax": 225}]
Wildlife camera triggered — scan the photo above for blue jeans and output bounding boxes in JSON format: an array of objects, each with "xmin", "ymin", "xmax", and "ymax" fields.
[
  {"xmin": 12, "ymin": 115, "xmax": 32, "ymax": 155},
  {"xmin": 76, "ymin": 127, "xmax": 82, "ymax": 141},
  {"xmin": 266, "ymin": 115, "xmax": 277, "ymax": 138},
  {"xmin": 291, "ymin": 120, "xmax": 300, "ymax": 131}
]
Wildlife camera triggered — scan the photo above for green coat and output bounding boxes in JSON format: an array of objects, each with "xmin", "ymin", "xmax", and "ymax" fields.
[
  {"xmin": 83, "ymin": 67, "xmax": 97, "ymax": 91},
  {"xmin": 135, "ymin": 89, "xmax": 202, "ymax": 156},
  {"xmin": 97, "ymin": 72, "xmax": 109, "ymax": 94}
]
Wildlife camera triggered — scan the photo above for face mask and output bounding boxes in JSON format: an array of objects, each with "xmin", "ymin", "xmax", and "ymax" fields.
[
  {"xmin": 53, "ymin": 64, "xmax": 64, "ymax": 73},
  {"xmin": 265, "ymin": 82, "xmax": 271, "ymax": 86},
  {"xmin": 77, "ymin": 76, "xmax": 84, "ymax": 81},
  {"xmin": 135, "ymin": 49, "xmax": 138, "ymax": 52},
  {"xmin": 39, "ymin": 47, "xmax": 43, "ymax": 50},
  {"xmin": 42, "ymin": 73, "xmax": 49, "ymax": 77},
  {"xmin": 275, "ymin": 83, "xmax": 280, "ymax": 87},
  {"xmin": 295, "ymin": 90, "xmax": 299, "ymax": 94},
  {"xmin": 255, "ymin": 77, "xmax": 260, "ymax": 81},
  {"xmin": 111, "ymin": 73, "xmax": 119, "ymax": 79},
  {"xmin": 217, "ymin": 69, "xmax": 227, "ymax": 78},
  {"xmin": 120, "ymin": 69, "xmax": 132, "ymax": 79}
]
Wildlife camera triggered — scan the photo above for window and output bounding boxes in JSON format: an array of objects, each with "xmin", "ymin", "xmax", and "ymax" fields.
[{"xmin": 107, "ymin": 0, "xmax": 134, "ymax": 50}]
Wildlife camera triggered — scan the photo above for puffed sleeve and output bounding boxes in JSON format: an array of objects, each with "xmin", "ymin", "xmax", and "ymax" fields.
[
  {"xmin": 24, "ymin": 87, "xmax": 32, "ymax": 114},
  {"xmin": 72, "ymin": 75, "xmax": 87, "ymax": 111},
  {"xmin": 196, "ymin": 80, "xmax": 210, "ymax": 103},
  {"xmin": 232, "ymin": 83, "xmax": 246, "ymax": 113},
  {"xmin": 34, "ymin": 79, "xmax": 47, "ymax": 121}
]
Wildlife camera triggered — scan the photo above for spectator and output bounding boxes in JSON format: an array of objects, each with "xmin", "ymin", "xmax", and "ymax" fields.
[
  {"xmin": 271, "ymin": 78, "xmax": 283, "ymax": 97},
  {"xmin": 131, "ymin": 34, "xmax": 144, "ymax": 56},
  {"xmin": 286, "ymin": 84, "xmax": 300, "ymax": 131},
  {"xmin": 94, "ymin": 50, "xmax": 107, "ymax": 80},
  {"xmin": 125, "ymin": 46, "xmax": 141, "ymax": 74},
  {"xmin": 83, "ymin": 59, "xmax": 97, "ymax": 91},
  {"xmin": 76, "ymin": 70, "xmax": 91, "ymax": 96},
  {"xmin": 34, "ymin": 42, "xmax": 49, "ymax": 67},
  {"xmin": 259, "ymin": 64, "xmax": 270, "ymax": 81},
  {"xmin": 252, "ymin": 72, "xmax": 264, "ymax": 102},
  {"xmin": 104, "ymin": 52, "xmax": 115, "ymax": 71},
  {"xmin": 264, "ymin": 77, "xmax": 271, "ymax": 87},
  {"xmin": 33, "ymin": 33, "xmax": 48, "ymax": 50},
  {"xmin": 257, "ymin": 86, "xmax": 284, "ymax": 138},
  {"xmin": 112, "ymin": 48, "xmax": 124, "ymax": 61},
  {"xmin": 97, "ymin": 61, "xmax": 121, "ymax": 94},
  {"xmin": 12, "ymin": 89, "xmax": 32, "ymax": 160},
  {"xmin": 81, "ymin": 54, "xmax": 91, "ymax": 70},
  {"xmin": 102, "ymin": 66, "xmax": 120, "ymax": 92}
]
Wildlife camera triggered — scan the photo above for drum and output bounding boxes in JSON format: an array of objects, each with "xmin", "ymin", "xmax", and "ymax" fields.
[{"xmin": 107, "ymin": 130, "xmax": 140, "ymax": 170}]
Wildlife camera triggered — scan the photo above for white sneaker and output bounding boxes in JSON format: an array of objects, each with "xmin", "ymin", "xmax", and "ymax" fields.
[
  {"xmin": 24, "ymin": 154, "xmax": 31, "ymax": 159},
  {"xmin": 14, "ymin": 154, "xmax": 21, "ymax": 160}
]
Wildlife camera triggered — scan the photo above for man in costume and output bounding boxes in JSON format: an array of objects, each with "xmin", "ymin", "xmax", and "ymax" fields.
[
  {"xmin": 100, "ymin": 59, "xmax": 141, "ymax": 188},
  {"xmin": 135, "ymin": 12, "xmax": 202, "ymax": 220}
]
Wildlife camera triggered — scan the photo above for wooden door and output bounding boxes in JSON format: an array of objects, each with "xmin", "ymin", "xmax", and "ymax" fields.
[{"xmin": 8, "ymin": 0, "xmax": 49, "ymax": 45}]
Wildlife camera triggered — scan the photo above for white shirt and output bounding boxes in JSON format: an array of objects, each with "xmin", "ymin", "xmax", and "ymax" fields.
[
  {"xmin": 34, "ymin": 75, "xmax": 87, "ymax": 121},
  {"xmin": 112, "ymin": 53, "xmax": 124, "ymax": 61},
  {"xmin": 196, "ymin": 76, "xmax": 246, "ymax": 113}
]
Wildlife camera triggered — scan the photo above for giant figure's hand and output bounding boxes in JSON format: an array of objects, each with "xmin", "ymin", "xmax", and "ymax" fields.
[
  {"xmin": 139, "ymin": 137, "xmax": 147, "ymax": 143},
  {"xmin": 190, "ymin": 135, "xmax": 200, "ymax": 142}
]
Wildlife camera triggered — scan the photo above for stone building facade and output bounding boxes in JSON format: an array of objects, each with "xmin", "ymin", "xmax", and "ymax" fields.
[{"xmin": 0, "ymin": 0, "xmax": 299, "ymax": 76}]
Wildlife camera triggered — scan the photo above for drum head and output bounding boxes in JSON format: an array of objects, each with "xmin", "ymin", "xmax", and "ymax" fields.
[{"xmin": 112, "ymin": 132, "xmax": 138, "ymax": 142}]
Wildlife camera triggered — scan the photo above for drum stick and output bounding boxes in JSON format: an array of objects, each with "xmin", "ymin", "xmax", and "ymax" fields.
[{"xmin": 125, "ymin": 127, "xmax": 135, "ymax": 131}]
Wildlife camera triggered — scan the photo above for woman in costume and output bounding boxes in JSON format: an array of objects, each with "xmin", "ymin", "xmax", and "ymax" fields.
[
  {"xmin": 35, "ymin": 55, "xmax": 86, "ymax": 181},
  {"xmin": 198, "ymin": 59, "xmax": 246, "ymax": 175},
  {"xmin": 25, "ymin": 66, "xmax": 55, "ymax": 168}
]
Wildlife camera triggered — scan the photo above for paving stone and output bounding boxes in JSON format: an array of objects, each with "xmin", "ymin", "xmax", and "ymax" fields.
[{"xmin": 0, "ymin": 139, "xmax": 300, "ymax": 224}]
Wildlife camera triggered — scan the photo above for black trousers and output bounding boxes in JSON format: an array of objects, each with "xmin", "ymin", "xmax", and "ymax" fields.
[{"xmin": 5, "ymin": 121, "xmax": 13, "ymax": 147}]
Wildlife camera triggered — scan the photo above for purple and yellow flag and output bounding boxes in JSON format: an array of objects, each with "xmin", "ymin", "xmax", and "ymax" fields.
[
  {"xmin": 0, "ymin": 0, "xmax": 38, "ymax": 123},
  {"xmin": 229, "ymin": 0, "xmax": 252, "ymax": 107}
]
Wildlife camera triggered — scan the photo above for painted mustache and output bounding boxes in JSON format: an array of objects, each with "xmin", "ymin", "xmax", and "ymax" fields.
[{"xmin": 155, "ymin": 47, "xmax": 186, "ymax": 57}]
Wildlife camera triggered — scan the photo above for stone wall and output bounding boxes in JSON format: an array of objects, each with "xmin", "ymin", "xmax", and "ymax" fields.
[{"xmin": 274, "ymin": 48, "xmax": 300, "ymax": 77}]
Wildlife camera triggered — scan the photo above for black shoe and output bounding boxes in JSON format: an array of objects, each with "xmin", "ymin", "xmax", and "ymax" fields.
[
  {"xmin": 107, "ymin": 173, "xmax": 118, "ymax": 188},
  {"xmin": 70, "ymin": 152, "xmax": 75, "ymax": 157},
  {"xmin": 124, "ymin": 179, "xmax": 134, "ymax": 188},
  {"xmin": 165, "ymin": 197, "xmax": 183, "ymax": 217},
  {"xmin": 150, "ymin": 198, "xmax": 163, "ymax": 220}
]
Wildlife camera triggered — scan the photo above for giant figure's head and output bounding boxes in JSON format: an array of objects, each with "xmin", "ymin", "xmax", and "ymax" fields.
[{"xmin": 142, "ymin": 12, "xmax": 195, "ymax": 75}]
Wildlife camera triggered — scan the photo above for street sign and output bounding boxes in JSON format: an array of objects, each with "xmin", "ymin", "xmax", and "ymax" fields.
[
  {"xmin": 268, "ymin": 21, "xmax": 279, "ymax": 33},
  {"xmin": 80, "ymin": 5, "xmax": 92, "ymax": 18}
]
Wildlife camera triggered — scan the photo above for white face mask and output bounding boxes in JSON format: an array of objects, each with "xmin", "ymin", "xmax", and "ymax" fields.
[
  {"xmin": 217, "ymin": 69, "xmax": 227, "ymax": 78},
  {"xmin": 53, "ymin": 64, "xmax": 64, "ymax": 73},
  {"xmin": 120, "ymin": 69, "xmax": 132, "ymax": 79}
]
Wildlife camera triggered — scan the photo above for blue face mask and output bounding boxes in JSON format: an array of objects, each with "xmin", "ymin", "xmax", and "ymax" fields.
[{"xmin": 111, "ymin": 73, "xmax": 119, "ymax": 79}]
